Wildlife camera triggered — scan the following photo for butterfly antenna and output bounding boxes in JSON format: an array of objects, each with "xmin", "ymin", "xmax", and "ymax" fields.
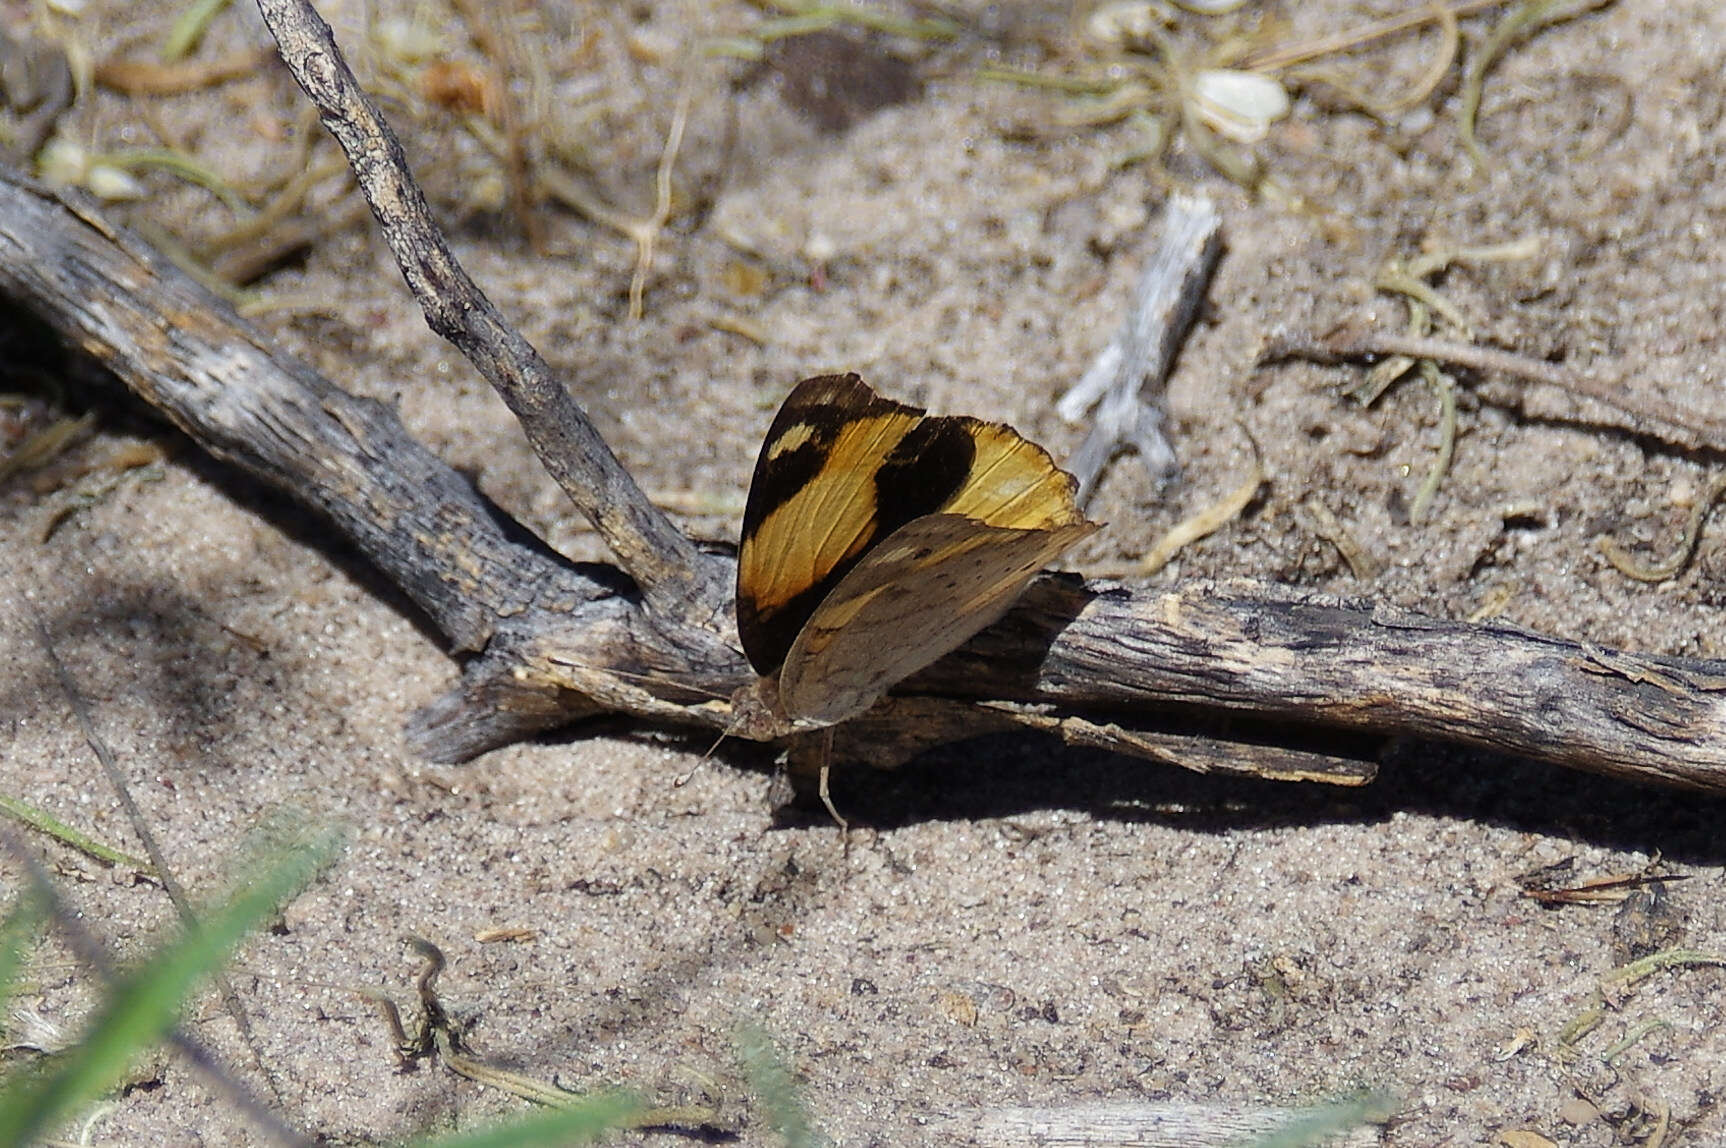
[{"xmin": 673, "ymin": 727, "xmax": 730, "ymax": 788}]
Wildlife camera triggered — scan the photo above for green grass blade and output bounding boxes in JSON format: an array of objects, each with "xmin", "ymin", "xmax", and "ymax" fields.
[
  {"xmin": 0, "ymin": 793, "xmax": 154, "ymax": 874},
  {"xmin": 0, "ymin": 891, "xmax": 48, "ymax": 1014},
  {"xmin": 409, "ymin": 1092, "xmax": 641, "ymax": 1148},
  {"xmin": 161, "ymin": 0, "xmax": 233, "ymax": 62},
  {"xmin": 0, "ymin": 830, "xmax": 339, "ymax": 1145},
  {"xmin": 738, "ymin": 1023, "xmax": 825, "ymax": 1148},
  {"xmin": 1249, "ymin": 1089, "xmax": 1398, "ymax": 1147}
]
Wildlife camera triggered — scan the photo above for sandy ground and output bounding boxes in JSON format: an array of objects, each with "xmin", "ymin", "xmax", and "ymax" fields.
[{"xmin": 3, "ymin": 1, "xmax": 1725, "ymax": 1144}]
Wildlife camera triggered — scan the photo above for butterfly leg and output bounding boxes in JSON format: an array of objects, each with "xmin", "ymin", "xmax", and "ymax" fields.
[{"xmin": 812, "ymin": 725, "xmax": 851, "ymax": 837}]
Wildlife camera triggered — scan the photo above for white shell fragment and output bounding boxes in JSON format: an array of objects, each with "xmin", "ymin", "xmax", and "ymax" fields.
[
  {"xmin": 85, "ymin": 164, "xmax": 146, "ymax": 201},
  {"xmin": 1084, "ymin": 2, "xmax": 1173, "ymax": 50},
  {"xmin": 38, "ymin": 140, "xmax": 144, "ymax": 201},
  {"xmin": 36, "ymin": 138, "xmax": 87, "ymax": 188},
  {"xmin": 1190, "ymin": 68, "xmax": 1290, "ymax": 144}
]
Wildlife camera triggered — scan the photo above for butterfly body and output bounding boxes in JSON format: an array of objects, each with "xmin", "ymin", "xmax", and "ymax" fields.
[{"xmin": 733, "ymin": 374, "xmax": 1097, "ymax": 735}]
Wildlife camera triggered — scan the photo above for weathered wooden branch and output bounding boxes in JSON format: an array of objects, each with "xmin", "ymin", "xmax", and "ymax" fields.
[
  {"xmin": 1059, "ymin": 193, "xmax": 1221, "ymax": 499},
  {"xmin": 954, "ymin": 1100, "xmax": 1384, "ymax": 1147},
  {"xmin": 6, "ymin": 166, "xmax": 1726, "ymax": 794},
  {"xmin": 4, "ymin": 0, "xmax": 1726, "ymax": 796},
  {"xmin": 253, "ymin": 0, "xmax": 728, "ymax": 629}
]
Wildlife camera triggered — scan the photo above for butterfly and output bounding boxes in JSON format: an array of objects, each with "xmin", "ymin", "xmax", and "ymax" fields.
[{"xmin": 732, "ymin": 373, "xmax": 1099, "ymax": 736}]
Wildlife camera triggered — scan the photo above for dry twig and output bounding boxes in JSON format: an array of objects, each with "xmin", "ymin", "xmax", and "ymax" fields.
[
  {"xmin": 959, "ymin": 1098, "xmax": 1387, "ymax": 1146},
  {"xmin": 1060, "ymin": 194, "xmax": 1221, "ymax": 501},
  {"xmin": 1266, "ymin": 326, "xmax": 1726, "ymax": 453},
  {"xmin": 255, "ymin": 0, "xmax": 728, "ymax": 627}
]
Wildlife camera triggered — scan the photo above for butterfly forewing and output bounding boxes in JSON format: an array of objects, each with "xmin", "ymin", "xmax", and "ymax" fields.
[
  {"xmin": 940, "ymin": 421, "xmax": 1091, "ymax": 531},
  {"xmin": 737, "ymin": 374, "xmax": 980, "ymax": 675},
  {"xmin": 777, "ymin": 513, "xmax": 1097, "ymax": 725},
  {"xmin": 737, "ymin": 375, "xmax": 922, "ymax": 673}
]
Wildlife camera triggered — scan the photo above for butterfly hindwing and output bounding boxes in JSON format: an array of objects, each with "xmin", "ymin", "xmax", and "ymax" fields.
[{"xmin": 776, "ymin": 513, "xmax": 1096, "ymax": 724}]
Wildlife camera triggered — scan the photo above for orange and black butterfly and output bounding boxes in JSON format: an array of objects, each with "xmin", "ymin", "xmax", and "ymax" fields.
[{"xmin": 733, "ymin": 373, "xmax": 1097, "ymax": 731}]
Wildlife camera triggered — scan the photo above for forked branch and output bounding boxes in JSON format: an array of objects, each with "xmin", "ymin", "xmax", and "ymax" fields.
[
  {"xmin": 3, "ymin": 169, "xmax": 1725, "ymax": 791},
  {"xmin": 1, "ymin": 0, "xmax": 1723, "ymax": 795},
  {"xmin": 253, "ymin": 0, "xmax": 728, "ymax": 627}
]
